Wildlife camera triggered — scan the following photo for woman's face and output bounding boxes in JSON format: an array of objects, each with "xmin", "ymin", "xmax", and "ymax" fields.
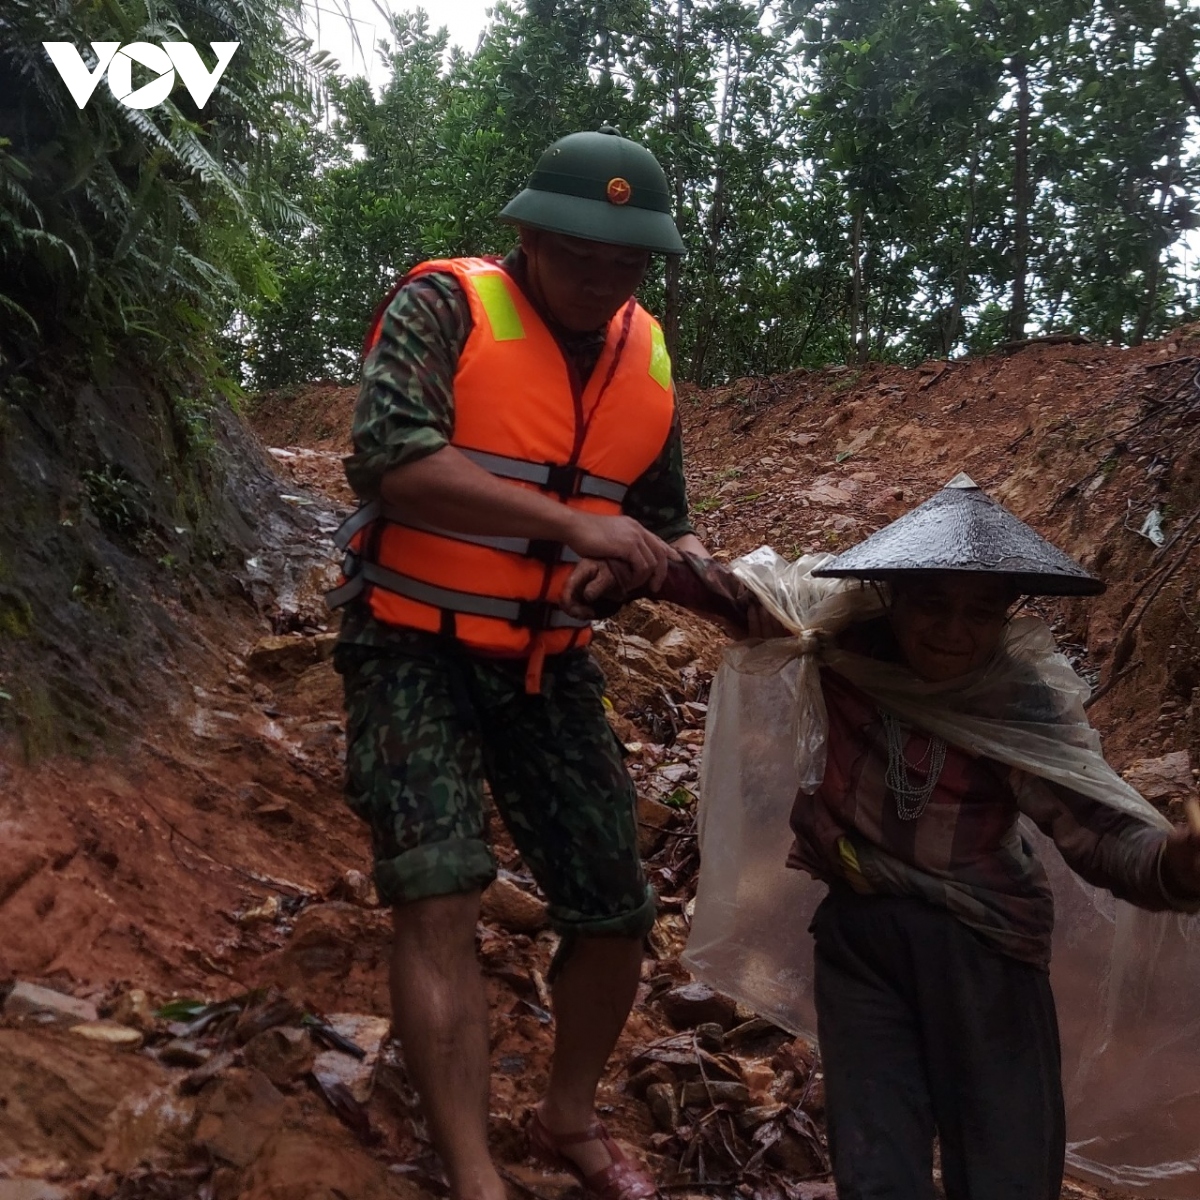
[{"xmin": 889, "ymin": 574, "xmax": 1016, "ymax": 682}]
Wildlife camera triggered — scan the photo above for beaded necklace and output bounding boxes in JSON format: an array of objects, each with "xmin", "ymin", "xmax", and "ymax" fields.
[{"xmin": 881, "ymin": 710, "xmax": 947, "ymax": 820}]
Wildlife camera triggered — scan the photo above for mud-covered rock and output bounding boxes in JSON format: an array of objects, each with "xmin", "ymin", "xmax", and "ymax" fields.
[
  {"xmin": 1122, "ymin": 751, "xmax": 1193, "ymax": 801},
  {"xmin": 658, "ymin": 982, "xmax": 738, "ymax": 1031},
  {"xmin": 645, "ymin": 1081, "xmax": 682, "ymax": 1132},
  {"xmin": 245, "ymin": 635, "xmax": 321, "ymax": 679},
  {"xmin": 480, "ymin": 878, "xmax": 548, "ymax": 933},
  {"xmin": 310, "ymin": 1013, "xmax": 392, "ymax": 1106},
  {"xmin": 242, "ymin": 1027, "xmax": 313, "ymax": 1088},
  {"xmin": 238, "ymin": 1127, "xmax": 421, "ymax": 1200},
  {"xmin": 193, "ymin": 1069, "xmax": 286, "ymax": 1167}
]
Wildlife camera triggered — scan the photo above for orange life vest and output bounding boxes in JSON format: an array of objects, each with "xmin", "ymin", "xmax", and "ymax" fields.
[{"xmin": 329, "ymin": 256, "xmax": 676, "ymax": 690}]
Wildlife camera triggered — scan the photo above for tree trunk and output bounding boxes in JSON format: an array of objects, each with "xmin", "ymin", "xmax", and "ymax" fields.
[
  {"xmin": 849, "ymin": 204, "xmax": 864, "ymax": 365},
  {"xmin": 663, "ymin": 0, "xmax": 686, "ymax": 367},
  {"xmin": 1132, "ymin": 162, "xmax": 1176, "ymax": 346},
  {"xmin": 946, "ymin": 126, "xmax": 981, "ymax": 355},
  {"xmin": 1008, "ymin": 57, "xmax": 1030, "ymax": 343}
]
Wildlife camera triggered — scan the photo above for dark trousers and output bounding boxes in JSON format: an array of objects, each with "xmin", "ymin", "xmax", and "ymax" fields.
[{"xmin": 812, "ymin": 889, "xmax": 1065, "ymax": 1200}]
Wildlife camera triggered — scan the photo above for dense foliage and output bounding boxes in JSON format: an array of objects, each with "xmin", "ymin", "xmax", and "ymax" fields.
[{"xmin": 2, "ymin": 0, "xmax": 1199, "ymax": 392}]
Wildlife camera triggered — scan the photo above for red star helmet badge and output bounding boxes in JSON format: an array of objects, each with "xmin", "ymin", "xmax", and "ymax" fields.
[{"xmin": 606, "ymin": 177, "xmax": 632, "ymax": 205}]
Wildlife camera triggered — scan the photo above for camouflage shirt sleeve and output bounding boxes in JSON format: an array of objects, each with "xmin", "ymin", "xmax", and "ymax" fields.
[
  {"xmin": 622, "ymin": 403, "xmax": 695, "ymax": 542},
  {"xmin": 342, "ymin": 271, "xmax": 471, "ymax": 500}
]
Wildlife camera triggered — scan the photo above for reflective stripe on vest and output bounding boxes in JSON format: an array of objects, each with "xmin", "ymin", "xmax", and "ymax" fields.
[{"xmin": 326, "ymin": 563, "xmax": 589, "ymax": 629}]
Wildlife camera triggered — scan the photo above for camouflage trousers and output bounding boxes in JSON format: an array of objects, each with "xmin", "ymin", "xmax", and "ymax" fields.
[{"xmin": 335, "ymin": 633, "xmax": 656, "ymax": 938}]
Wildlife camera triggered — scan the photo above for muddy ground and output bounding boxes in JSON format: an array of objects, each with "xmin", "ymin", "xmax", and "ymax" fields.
[{"xmin": 4, "ymin": 328, "xmax": 1200, "ymax": 1199}]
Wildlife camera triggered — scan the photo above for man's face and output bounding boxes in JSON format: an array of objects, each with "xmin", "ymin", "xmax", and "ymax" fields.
[
  {"xmin": 889, "ymin": 574, "xmax": 1015, "ymax": 682},
  {"xmin": 520, "ymin": 229, "xmax": 650, "ymax": 332}
]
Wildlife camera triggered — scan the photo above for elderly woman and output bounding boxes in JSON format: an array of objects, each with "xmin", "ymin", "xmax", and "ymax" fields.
[{"xmin": 564, "ymin": 476, "xmax": 1200, "ymax": 1200}]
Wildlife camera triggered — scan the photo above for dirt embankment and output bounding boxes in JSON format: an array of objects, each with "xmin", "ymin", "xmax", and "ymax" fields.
[{"xmin": 3, "ymin": 332, "xmax": 1199, "ymax": 1199}]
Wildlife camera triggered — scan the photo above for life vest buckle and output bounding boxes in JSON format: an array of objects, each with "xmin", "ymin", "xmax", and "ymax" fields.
[
  {"xmin": 527, "ymin": 538, "xmax": 565, "ymax": 565},
  {"xmin": 342, "ymin": 549, "xmax": 362, "ymax": 578},
  {"xmin": 544, "ymin": 463, "xmax": 585, "ymax": 499},
  {"xmin": 516, "ymin": 599, "xmax": 557, "ymax": 630}
]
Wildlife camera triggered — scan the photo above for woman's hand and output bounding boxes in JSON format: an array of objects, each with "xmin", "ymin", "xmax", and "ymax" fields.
[{"xmin": 1161, "ymin": 796, "xmax": 1200, "ymax": 900}]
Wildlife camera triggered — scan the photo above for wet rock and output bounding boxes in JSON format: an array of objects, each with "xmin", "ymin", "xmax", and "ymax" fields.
[
  {"xmin": 278, "ymin": 903, "xmax": 363, "ymax": 981},
  {"xmin": 0, "ymin": 1027, "xmax": 176, "ymax": 1167},
  {"xmin": 311, "ymin": 1013, "xmax": 392, "ymax": 1105},
  {"xmin": 658, "ymin": 982, "xmax": 738, "ymax": 1031},
  {"xmin": 679, "ymin": 1079, "xmax": 750, "ymax": 1108},
  {"xmin": 4, "ymin": 982, "xmax": 98, "ymax": 1027},
  {"xmin": 645, "ymin": 1081, "xmax": 682, "ymax": 1132},
  {"xmin": 193, "ymin": 1069, "xmax": 286, "ymax": 1167},
  {"xmin": 655, "ymin": 628, "xmax": 701, "ymax": 669},
  {"xmin": 480, "ymin": 878, "xmax": 548, "ymax": 933},
  {"xmin": 246, "ymin": 635, "xmax": 320, "ymax": 678},
  {"xmin": 243, "ymin": 1027, "xmax": 314, "ymax": 1088},
  {"xmin": 735, "ymin": 1102, "xmax": 786, "ymax": 1131},
  {"xmin": 235, "ymin": 992, "xmax": 303, "ymax": 1045},
  {"xmin": 626, "ymin": 1061, "xmax": 676, "ymax": 1099},
  {"xmin": 1122, "ymin": 751, "xmax": 1193, "ymax": 801}
]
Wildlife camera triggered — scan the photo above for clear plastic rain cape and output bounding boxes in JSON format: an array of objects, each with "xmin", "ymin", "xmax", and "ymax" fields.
[{"xmin": 683, "ymin": 549, "xmax": 1200, "ymax": 1194}]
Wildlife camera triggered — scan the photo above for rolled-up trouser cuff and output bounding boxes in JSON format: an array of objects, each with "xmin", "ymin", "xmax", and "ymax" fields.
[
  {"xmin": 374, "ymin": 837, "xmax": 497, "ymax": 908},
  {"xmin": 548, "ymin": 884, "xmax": 658, "ymax": 940}
]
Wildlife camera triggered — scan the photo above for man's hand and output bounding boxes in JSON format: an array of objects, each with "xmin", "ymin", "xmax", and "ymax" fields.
[
  {"xmin": 562, "ymin": 512, "xmax": 678, "ymax": 594},
  {"xmin": 1162, "ymin": 796, "xmax": 1200, "ymax": 900}
]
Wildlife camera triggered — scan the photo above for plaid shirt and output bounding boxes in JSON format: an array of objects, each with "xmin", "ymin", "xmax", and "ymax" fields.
[
  {"xmin": 340, "ymin": 248, "xmax": 693, "ymax": 651},
  {"xmin": 788, "ymin": 667, "xmax": 1186, "ymax": 969}
]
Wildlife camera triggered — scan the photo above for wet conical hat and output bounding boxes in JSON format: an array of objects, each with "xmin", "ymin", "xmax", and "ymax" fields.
[{"xmin": 811, "ymin": 474, "xmax": 1104, "ymax": 596}]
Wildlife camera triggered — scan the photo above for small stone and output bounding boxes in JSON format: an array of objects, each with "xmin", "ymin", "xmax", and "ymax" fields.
[
  {"xmin": 109, "ymin": 988, "xmax": 156, "ymax": 1030},
  {"xmin": 636, "ymin": 795, "xmax": 678, "ymax": 857},
  {"xmin": 4, "ymin": 982, "xmax": 99, "ymax": 1026},
  {"xmin": 627, "ymin": 1061, "xmax": 676, "ymax": 1098},
  {"xmin": 739, "ymin": 1059, "xmax": 777, "ymax": 1103},
  {"xmin": 158, "ymin": 1039, "xmax": 212, "ymax": 1068},
  {"xmin": 735, "ymin": 1102, "xmax": 787, "ymax": 1131},
  {"xmin": 655, "ymin": 628, "xmax": 701, "ymax": 669},
  {"xmin": 338, "ymin": 869, "xmax": 375, "ymax": 907},
  {"xmin": 679, "ymin": 1079, "xmax": 750, "ymax": 1108},
  {"xmin": 658, "ymin": 982, "xmax": 738, "ymax": 1031},
  {"xmin": 68, "ymin": 1020, "xmax": 143, "ymax": 1048},
  {"xmin": 480, "ymin": 877, "xmax": 548, "ymax": 933},
  {"xmin": 242, "ymin": 1026, "xmax": 314, "ymax": 1088},
  {"xmin": 801, "ymin": 1073, "xmax": 826, "ymax": 1117},
  {"xmin": 645, "ymin": 1081, "xmax": 682, "ymax": 1132},
  {"xmin": 311, "ymin": 1013, "xmax": 392, "ymax": 1105}
]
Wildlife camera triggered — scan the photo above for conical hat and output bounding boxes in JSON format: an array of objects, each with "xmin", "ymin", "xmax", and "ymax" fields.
[{"xmin": 811, "ymin": 474, "xmax": 1104, "ymax": 596}]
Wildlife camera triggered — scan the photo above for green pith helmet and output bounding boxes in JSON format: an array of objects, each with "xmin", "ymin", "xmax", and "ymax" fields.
[{"xmin": 500, "ymin": 127, "xmax": 686, "ymax": 256}]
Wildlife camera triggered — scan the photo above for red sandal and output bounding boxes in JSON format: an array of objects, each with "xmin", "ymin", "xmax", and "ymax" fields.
[{"xmin": 527, "ymin": 1107, "xmax": 658, "ymax": 1200}]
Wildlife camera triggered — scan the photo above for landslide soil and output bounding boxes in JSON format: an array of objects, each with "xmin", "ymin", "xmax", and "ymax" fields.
[{"xmin": 5, "ymin": 331, "xmax": 1200, "ymax": 1200}]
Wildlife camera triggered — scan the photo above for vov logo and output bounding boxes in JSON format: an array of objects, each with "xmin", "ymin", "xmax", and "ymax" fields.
[{"xmin": 42, "ymin": 41, "xmax": 240, "ymax": 110}]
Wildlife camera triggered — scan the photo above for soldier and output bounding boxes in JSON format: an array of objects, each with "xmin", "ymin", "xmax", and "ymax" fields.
[{"xmin": 329, "ymin": 128, "xmax": 703, "ymax": 1200}]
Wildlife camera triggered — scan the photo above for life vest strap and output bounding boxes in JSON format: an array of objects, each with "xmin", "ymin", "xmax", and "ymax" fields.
[
  {"xmin": 333, "ymin": 501, "xmax": 580, "ymax": 563},
  {"xmin": 460, "ymin": 449, "xmax": 629, "ymax": 503},
  {"xmin": 326, "ymin": 561, "xmax": 589, "ymax": 631}
]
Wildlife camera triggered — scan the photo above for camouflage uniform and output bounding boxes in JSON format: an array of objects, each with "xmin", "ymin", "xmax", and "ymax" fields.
[{"xmin": 336, "ymin": 248, "xmax": 692, "ymax": 938}]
